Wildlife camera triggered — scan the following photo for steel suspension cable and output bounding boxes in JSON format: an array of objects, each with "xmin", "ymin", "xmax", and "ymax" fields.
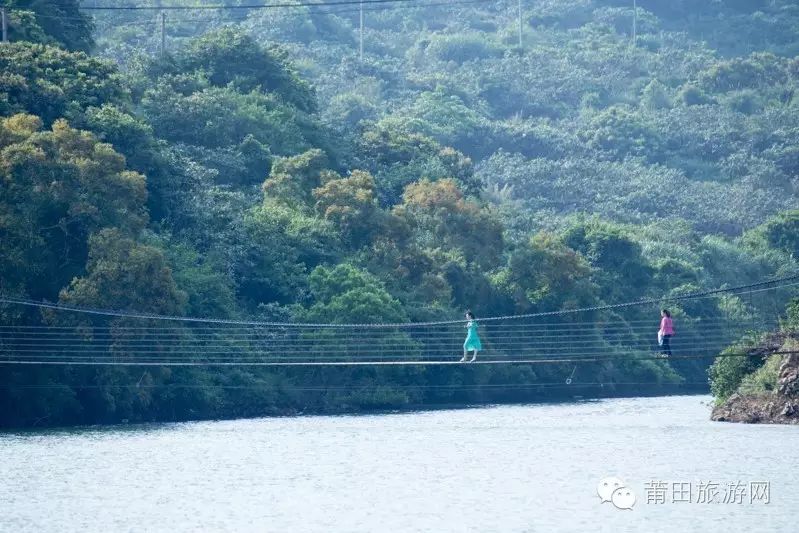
[{"xmin": 1, "ymin": 274, "xmax": 797, "ymax": 328}]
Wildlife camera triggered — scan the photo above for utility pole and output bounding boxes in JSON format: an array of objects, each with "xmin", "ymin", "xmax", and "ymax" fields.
[
  {"xmin": 632, "ymin": 0, "xmax": 637, "ymax": 47},
  {"xmin": 359, "ymin": 1, "xmax": 364, "ymax": 61},
  {"xmin": 160, "ymin": 12, "xmax": 166, "ymax": 55},
  {"xmin": 517, "ymin": 0, "xmax": 522, "ymax": 48},
  {"xmin": 1, "ymin": 7, "xmax": 8, "ymax": 44}
]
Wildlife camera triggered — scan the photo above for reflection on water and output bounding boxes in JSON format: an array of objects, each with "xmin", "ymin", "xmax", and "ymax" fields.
[{"xmin": 2, "ymin": 396, "xmax": 798, "ymax": 532}]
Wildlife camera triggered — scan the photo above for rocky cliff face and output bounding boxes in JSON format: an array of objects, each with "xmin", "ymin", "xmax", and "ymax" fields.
[{"xmin": 711, "ymin": 353, "xmax": 799, "ymax": 424}]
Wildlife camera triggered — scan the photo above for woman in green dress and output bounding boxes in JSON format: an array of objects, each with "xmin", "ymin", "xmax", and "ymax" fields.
[{"xmin": 460, "ymin": 310, "xmax": 482, "ymax": 363}]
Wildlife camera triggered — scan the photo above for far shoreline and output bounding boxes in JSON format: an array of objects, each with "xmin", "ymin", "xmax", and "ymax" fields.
[{"xmin": 0, "ymin": 384, "xmax": 709, "ymax": 433}]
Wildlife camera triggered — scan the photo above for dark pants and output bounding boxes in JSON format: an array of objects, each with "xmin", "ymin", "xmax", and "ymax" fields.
[{"xmin": 661, "ymin": 334, "xmax": 672, "ymax": 356}]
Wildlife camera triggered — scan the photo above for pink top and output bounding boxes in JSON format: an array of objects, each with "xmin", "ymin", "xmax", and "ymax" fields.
[{"xmin": 659, "ymin": 317, "xmax": 674, "ymax": 335}]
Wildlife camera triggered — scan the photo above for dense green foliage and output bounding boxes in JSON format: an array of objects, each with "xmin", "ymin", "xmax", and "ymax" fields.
[
  {"xmin": 4, "ymin": 1, "xmax": 94, "ymax": 51},
  {"xmin": 709, "ymin": 297, "xmax": 799, "ymax": 403},
  {"xmin": 1, "ymin": 1, "xmax": 799, "ymax": 427},
  {"xmin": 708, "ymin": 339, "xmax": 763, "ymax": 402}
]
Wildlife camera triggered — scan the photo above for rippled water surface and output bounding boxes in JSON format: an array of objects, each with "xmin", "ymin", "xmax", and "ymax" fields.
[{"xmin": 2, "ymin": 395, "xmax": 798, "ymax": 532}]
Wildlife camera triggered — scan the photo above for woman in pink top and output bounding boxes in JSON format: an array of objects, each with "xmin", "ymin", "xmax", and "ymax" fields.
[{"xmin": 658, "ymin": 309, "xmax": 674, "ymax": 357}]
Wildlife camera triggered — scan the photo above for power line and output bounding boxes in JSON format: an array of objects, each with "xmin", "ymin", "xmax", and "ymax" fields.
[
  {"xmin": 79, "ymin": 0, "xmax": 487, "ymax": 11},
  {"xmin": 31, "ymin": 0, "xmax": 494, "ymax": 23}
]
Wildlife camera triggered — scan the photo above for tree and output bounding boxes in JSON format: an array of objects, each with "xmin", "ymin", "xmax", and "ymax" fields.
[
  {"xmin": 59, "ymin": 229, "xmax": 186, "ymax": 316},
  {"xmin": 78, "ymin": 103, "xmax": 203, "ymax": 223},
  {"xmin": 394, "ymin": 178, "xmax": 504, "ymax": 269},
  {"xmin": 436, "ymin": 147, "xmax": 482, "ymax": 198},
  {"xmin": 161, "ymin": 240, "xmax": 238, "ymax": 320},
  {"xmin": 584, "ymin": 105, "xmax": 663, "ymax": 161},
  {"xmin": 354, "ymin": 123, "xmax": 480, "ymax": 205},
  {"xmin": 262, "ymin": 149, "xmax": 330, "ymax": 207},
  {"xmin": 492, "ymin": 232, "xmax": 596, "ymax": 313},
  {"xmin": 297, "ymin": 264, "xmax": 418, "ymax": 369},
  {"xmin": 641, "ymin": 79, "xmax": 671, "ymax": 110},
  {"xmin": 0, "ymin": 115, "xmax": 147, "ymax": 298},
  {"xmin": 3, "ymin": 8, "xmax": 52, "ymax": 47},
  {"xmin": 561, "ymin": 219, "xmax": 654, "ymax": 303},
  {"xmin": 677, "ymin": 84, "xmax": 713, "ymax": 106},
  {"xmin": 403, "ymin": 86, "xmax": 485, "ymax": 151},
  {"xmin": 422, "ymin": 32, "xmax": 503, "ymax": 63},
  {"xmin": 0, "ymin": 43, "xmax": 123, "ymax": 124},
  {"xmin": 787, "ymin": 298, "xmax": 799, "ymax": 328},
  {"xmin": 163, "ymin": 27, "xmax": 316, "ymax": 113},
  {"xmin": 758, "ymin": 210, "xmax": 799, "ymax": 259},
  {"xmin": 140, "ymin": 84, "xmax": 308, "ymax": 184},
  {"xmin": 708, "ymin": 342, "xmax": 763, "ymax": 403},
  {"xmin": 302, "ymin": 264, "xmax": 407, "ymax": 324},
  {"xmin": 313, "ymin": 170, "xmax": 380, "ymax": 247},
  {"xmin": 7, "ymin": 1, "xmax": 94, "ymax": 51},
  {"xmin": 132, "ymin": 29, "xmax": 327, "ymax": 187},
  {"xmin": 698, "ymin": 52, "xmax": 790, "ymax": 93},
  {"xmin": 236, "ymin": 198, "xmax": 340, "ymax": 306}
]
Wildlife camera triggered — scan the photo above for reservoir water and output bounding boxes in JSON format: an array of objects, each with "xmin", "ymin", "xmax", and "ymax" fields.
[{"xmin": 1, "ymin": 395, "xmax": 797, "ymax": 532}]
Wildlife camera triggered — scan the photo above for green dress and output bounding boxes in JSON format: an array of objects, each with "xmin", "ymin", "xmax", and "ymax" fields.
[{"xmin": 464, "ymin": 320, "xmax": 482, "ymax": 351}]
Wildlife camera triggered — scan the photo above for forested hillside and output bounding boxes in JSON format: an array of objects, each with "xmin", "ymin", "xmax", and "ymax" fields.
[{"xmin": 1, "ymin": 0, "xmax": 798, "ymax": 427}]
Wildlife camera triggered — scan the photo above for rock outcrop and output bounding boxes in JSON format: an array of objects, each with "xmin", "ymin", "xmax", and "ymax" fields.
[{"xmin": 711, "ymin": 353, "xmax": 799, "ymax": 424}]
